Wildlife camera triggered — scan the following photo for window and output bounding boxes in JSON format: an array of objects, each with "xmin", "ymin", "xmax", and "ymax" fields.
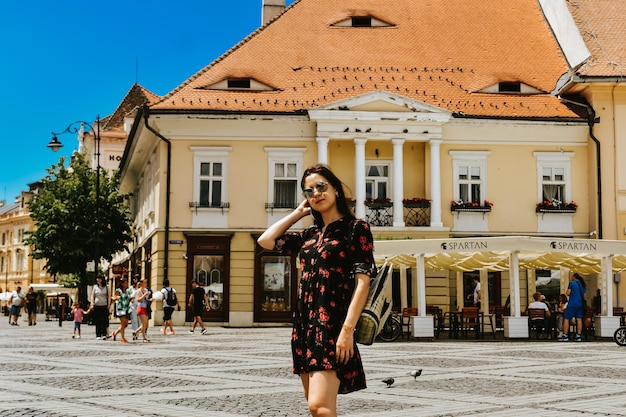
[
  {"xmin": 450, "ymin": 151, "xmax": 490, "ymax": 204},
  {"xmin": 352, "ymin": 16, "xmax": 372, "ymax": 27},
  {"xmin": 191, "ymin": 147, "xmax": 231, "ymax": 209},
  {"xmin": 273, "ymin": 163, "xmax": 298, "ymax": 208},
  {"xmin": 498, "ymin": 82, "xmax": 521, "ymax": 93},
  {"xmin": 541, "ymin": 167, "xmax": 565, "ymax": 203},
  {"xmin": 265, "ymin": 147, "xmax": 305, "ymax": 210},
  {"xmin": 331, "ymin": 16, "xmax": 394, "ymax": 27},
  {"xmin": 200, "ymin": 162, "xmax": 223, "ymax": 207},
  {"xmin": 366, "ymin": 163, "xmax": 390, "ymax": 199},
  {"xmin": 534, "ymin": 152, "xmax": 573, "ymax": 205},
  {"xmin": 227, "ymin": 78, "xmax": 251, "ymax": 89}
]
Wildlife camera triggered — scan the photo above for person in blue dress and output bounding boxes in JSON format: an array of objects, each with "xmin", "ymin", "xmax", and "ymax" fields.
[
  {"xmin": 258, "ymin": 164, "xmax": 374, "ymax": 417},
  {"xmin": 560, "ymin": 273, "xmax": 586, "ymax": 342}
]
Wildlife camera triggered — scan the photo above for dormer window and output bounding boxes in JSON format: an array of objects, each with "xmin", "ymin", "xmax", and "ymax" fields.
[
  {"xmin": 202, "ymin": 77, "xmax": 275, "ymax": 91},
  {"xmin": 228, "ymin": 79, "xmax": 251, "ymax": 89},
  {"xmin": 478, "ymin": 81, "xmax": 543, "ymax": 94},
  {"xmin": 331, "ymin": 16, "xmax": 394, "ymax": 28},
  {"xmin": 352, "ymin": 17, "xmax": 372, "ymax": 27},
  {"xmin": 498, "ymin": 82, "xmax": 521, "ymax": 93}
]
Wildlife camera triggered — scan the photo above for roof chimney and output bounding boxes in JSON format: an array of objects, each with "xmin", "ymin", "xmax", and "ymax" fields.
[{"xmin": 262, "ymin": 0, "xmax": 286, "ymax": 25}]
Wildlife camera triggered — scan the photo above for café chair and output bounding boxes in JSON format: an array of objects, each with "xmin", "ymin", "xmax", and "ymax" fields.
[
  {"xmin": 461, "ymin": 307, "xmax": 480, "ymax": 339},
  {"xmin": 527, "ymin": 308, "xmax": 548, "ymax": 339},
  {"xmin": 582, "ymin": 308, "xmax": 596, "ymax": 341},
  {"xmin": 400, "ymin": 307, "xmax": 417, "ymax": 340}
]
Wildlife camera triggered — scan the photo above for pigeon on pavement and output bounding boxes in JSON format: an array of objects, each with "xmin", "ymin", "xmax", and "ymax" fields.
[
  {"xmin": 410, "ymin": 369, "xmax": 422, "ymax": 380},
  {"xmin": 382, "ymin": 377, "xmax": 395, "ymax": 388}
]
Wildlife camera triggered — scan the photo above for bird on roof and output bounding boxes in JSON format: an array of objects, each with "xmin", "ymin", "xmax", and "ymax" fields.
[
  {"xmin": 410, "ymin": 369, "xmax": 422, "ymax": 380},
  {"xmin": 382, "ymin": 377, "xmax": 394, "ymax": 388}
]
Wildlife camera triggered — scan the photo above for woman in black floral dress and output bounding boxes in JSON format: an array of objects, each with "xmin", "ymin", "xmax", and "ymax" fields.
[{"xmin": 258, "ymin": 164, "xmax": 374, "ymax": 417}]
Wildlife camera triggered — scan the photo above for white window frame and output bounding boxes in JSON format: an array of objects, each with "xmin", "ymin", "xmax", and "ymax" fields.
[
  {"xmin": 534, "ymin": 151, "xmax": 574, "ymax": 204},
  {"xmin": 265, "ymin": 147, "xmax": 306, "ymax": 210},
  {"xmin": 191, "ymin": 146, "xmax": 232, "ymax": 210},
  {"xmin": 365, "ymin": 161, "xmax": 392, "ymax": 200},
  {"xmin": 450, "ymin": 151, "xmax": 491, "ymax": 204}
]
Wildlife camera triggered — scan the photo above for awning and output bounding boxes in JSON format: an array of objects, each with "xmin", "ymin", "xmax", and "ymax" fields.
[
  {"xmin": 374, "ymin": 236, "xmax": 626, "ymax": 274},
  {"xmin": 374, "ymin": 236, "xmax": 625, "ymax": 319}
]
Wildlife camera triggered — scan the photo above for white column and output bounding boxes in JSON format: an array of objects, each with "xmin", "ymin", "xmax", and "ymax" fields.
[
  {"xmin": 354, "ymin": 138, "xmax": 367, "ymax": 220},
  {"xmin": 416, "ymin": 254, "xmax": 426, "ymax": 317},
  {"xmin": 392, "ymin": 139, "xmax": 405, "ymax": 227},
  {"xmin": 602, "ymin": 255, "xmax": 613, "ymax": 316},
  {"xmin": 316, "ymin": 137, "xmax": 329, "ymax": 165},
  {"xmin": 480, "ymin": 269, "xmax": 489, "ymax": 314},
  {"xmin": 400, "ymin": 266, "xmax": 408, "ymax": 309},
  {"xmin": 429, "ymin": 139, "xmax": 443, "ymax": 227},
  {"xmin": 510, "ymin": 251, "xmax": 521, "ymax": 317}
]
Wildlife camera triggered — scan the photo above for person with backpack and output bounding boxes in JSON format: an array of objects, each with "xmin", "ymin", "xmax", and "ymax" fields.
[
  {"xmin": 160, "ymin": 279, "xmax": 179, "ymax": 335},
  {"xmin": 257, "ymin": 164, "xmax": 374, "ymax": 417}
]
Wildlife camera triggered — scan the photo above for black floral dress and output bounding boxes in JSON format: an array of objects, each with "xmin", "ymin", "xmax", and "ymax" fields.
[{"xmin": 275, "ymin": 216, "xmax": 375, "ymax": 394}]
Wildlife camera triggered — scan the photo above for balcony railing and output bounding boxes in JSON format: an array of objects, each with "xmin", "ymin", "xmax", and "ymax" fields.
[{"xmin": 189, "ymin": 202, "xmax": 230, "ymax": 214}]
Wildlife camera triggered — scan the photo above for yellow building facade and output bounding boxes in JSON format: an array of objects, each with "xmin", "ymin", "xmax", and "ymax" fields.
[{"xmin": 116, "ymin": 0, "xmax": 626, "ymax": 331}]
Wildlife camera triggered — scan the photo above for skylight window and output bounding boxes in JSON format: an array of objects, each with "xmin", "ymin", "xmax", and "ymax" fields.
[{"xmin": 331, "ymin": 16, "xmax": 393, "ymax": 28}]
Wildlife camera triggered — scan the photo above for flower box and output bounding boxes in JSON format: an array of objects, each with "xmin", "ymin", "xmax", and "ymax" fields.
[
  {"xmin": 451, "ymin": 200, "xmax": 493, "ymax": 212},
  {"xmin": 402, "ymin": 198, "xmax": 431, "ymax": 208},
  {"xmin": 536, "ymin": 200, "xmax": 577, "ymax": 213}
]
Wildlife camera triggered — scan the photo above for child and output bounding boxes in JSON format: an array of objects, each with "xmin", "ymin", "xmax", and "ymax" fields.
[{"xmin": 71, "ymin": 301, "xmax": 85, "ymax": 339}]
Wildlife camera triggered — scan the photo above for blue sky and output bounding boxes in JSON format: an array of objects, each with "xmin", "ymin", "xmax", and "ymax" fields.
[{"xmin": 0, "ymin": 0, "xmax": 295, "ymax": 203}]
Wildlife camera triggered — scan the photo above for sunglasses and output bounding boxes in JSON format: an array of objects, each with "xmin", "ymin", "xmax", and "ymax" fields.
[{"xmin": 302, "ymin": 182, "xmax": 329, "ymax": 199}]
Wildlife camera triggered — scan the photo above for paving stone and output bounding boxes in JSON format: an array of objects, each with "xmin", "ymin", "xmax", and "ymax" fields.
[{"xmin": 1, "ymin": 315, "xmax": 625, "ymax": 416}]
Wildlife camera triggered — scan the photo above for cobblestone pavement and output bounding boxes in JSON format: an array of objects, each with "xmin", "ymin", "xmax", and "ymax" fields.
[{"xmin": 1, "ymin": 315, "xmax": 625, "ymax": 417}]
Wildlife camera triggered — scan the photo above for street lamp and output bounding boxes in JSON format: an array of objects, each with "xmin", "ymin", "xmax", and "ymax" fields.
[{"xmin": 49, "ymin": 116, "xmax": 101, "ymax": 303}]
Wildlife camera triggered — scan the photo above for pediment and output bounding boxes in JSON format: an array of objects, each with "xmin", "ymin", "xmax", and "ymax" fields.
[
  {"xmin": 314, "ymin": 90, "xmax": 451, "ymax": 114},
  {"xmin": 309, "ymin": 91, "xmax": 452, "ymax": 126}
]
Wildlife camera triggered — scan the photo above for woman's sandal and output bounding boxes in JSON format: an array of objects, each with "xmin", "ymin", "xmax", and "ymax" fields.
[
  {"xmin": 143, "ymin": 339, "xmax": 151, "ymax": 343},
  {"xmin": 132, "ymin": 333, "xmax": 138, "ymax": 341}
]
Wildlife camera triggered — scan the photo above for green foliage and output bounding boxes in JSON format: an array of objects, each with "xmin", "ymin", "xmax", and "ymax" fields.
[{"xmin": 25, "ymin": 153, "xmax": 133, "ymax": 294}]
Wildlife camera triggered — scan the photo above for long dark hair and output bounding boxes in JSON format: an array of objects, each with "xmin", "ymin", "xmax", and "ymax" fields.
[
  {"xmin": 573, "ymin": 273, "xmax": 586, "ymax": 289},
  {"xmin": 301, "ymin": 164, "xmax": 354, "ymax": 228}
]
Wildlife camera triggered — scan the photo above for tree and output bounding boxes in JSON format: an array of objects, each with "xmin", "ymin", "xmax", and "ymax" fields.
[{"xmin": 25, "ymin": 153, "xmax": 133, "ymax": 304}]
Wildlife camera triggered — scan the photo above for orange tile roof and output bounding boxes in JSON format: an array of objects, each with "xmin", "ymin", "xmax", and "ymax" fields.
[
  {"xmin": 567, "ymin": 0, "xmax": 626, "ymax": 77},
  {"xmin": 152, "ymin": 0, "xmax": 582, "ymax": 119},
  {"xmin": 102, "ymin": 83, "xmax": 161, "ymax": 131}
]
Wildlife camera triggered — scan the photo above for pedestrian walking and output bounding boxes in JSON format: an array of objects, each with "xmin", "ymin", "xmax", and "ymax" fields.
[
  {"xmin": 71, "ymin": 301, "xmax": 85, "ymax": 339},
  {"xmin": 25, "ymin": 287, "xmax": 38, "ymax": 326},
  {"xmin": 160, "ymin": 279, "xmax": 179, "ymax": 335},
  {"xmin": 257, "ymin": 164, "xmax": 374, "ymax": 417},
  {"xmin": 9, "ymin": 286, "xmax": 25, "ymax": 326},
  {"xmin": 129, "ymin": 279, "xmax": 140, "ymax": 336},
  {"xmin": 89, "ymin": 276, "xmax": 110, "ymax": 340},
  {"xmin": 132, "ymin": 278, "xmax": 152, "ymax": 342},
  {"xmin": 188, "ymin": 279, "xmax": 209, "ymax": 334},
  {"xmin": 111, "ymin": 277, "xmax": 132, "ymax": 343}
]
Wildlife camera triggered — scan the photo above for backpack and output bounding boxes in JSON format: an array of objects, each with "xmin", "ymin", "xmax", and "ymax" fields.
[
  {"xmin": 165, "ymin": 288, "xmax": 177, "ymax": 306},
  {"xmin": 355, "ymin": 261, "xmax": 393, "ymax": 345},
  {"xmin": 347, "ymin": 220, "xmax": 393, "ymax": 345}
]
